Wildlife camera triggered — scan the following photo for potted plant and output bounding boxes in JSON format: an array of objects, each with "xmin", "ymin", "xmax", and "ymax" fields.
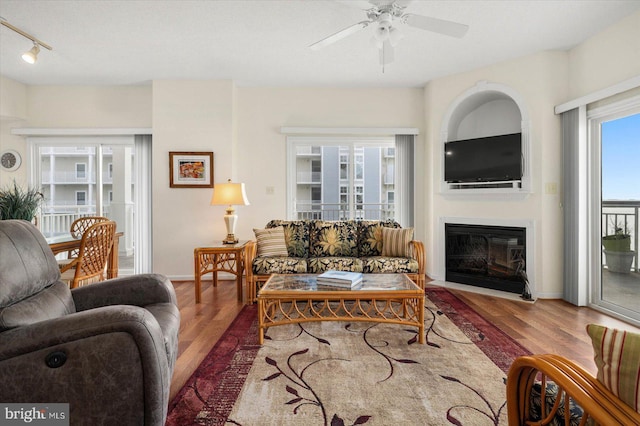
[
  {"xmin": 602, "ymin": 224, "xmax": 634, "ymax": 273},
  {"xmin": 0, "ymin": 180, "xmax": 44, "ymax": 222}
]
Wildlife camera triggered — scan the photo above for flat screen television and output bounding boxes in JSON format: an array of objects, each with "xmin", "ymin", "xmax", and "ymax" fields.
[{"xmin": 444, "ymin": 133, "xmax": 522, "ymax": 183}]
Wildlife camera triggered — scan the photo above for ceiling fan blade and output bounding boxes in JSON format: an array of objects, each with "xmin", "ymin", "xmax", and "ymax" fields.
[
  {"xmin": 403, "ymin": 13, "xmax": 469, "ymax": 38},
  {"xmin": 379, "ymin": 40, "xmax": 394, "ymax": 65},
  {"xmin": 309, "ymin": 21, "xmax": 371, "ymax": 50}
]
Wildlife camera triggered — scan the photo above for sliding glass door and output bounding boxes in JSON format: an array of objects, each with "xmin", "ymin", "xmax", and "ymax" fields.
[
  {"xmin": 30, "ymin": 135, "xmax": 151, "ymax": 275},
  {"xmin": 591, "ymin": 107, "xmax": 640, "ymax": 322}
]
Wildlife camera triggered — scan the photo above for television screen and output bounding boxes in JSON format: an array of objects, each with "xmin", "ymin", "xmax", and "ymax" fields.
[{"xmin": 444, "ymin": 133, "xmax": 522, "ymax": 183}]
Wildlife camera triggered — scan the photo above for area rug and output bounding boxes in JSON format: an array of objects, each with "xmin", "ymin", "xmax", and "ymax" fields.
[{"xmin": 167, "ymin": 287, "xmax": 530, "ymax": 425}]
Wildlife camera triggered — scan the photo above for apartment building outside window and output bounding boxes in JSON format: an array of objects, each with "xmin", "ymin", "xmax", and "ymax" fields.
[{"xmin": 287, "ymin": 136, "xmax": 396, "ymax": 221}]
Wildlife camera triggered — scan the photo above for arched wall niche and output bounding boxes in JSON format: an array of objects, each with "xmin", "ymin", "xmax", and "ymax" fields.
[{"xmin": 440, "ymin": 81, "xmax": 531, "ymax": 195}]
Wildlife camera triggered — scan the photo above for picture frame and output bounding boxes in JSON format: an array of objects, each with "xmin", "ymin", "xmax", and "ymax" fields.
[{"xmin": 169, "ymin": 151, "xmax": 214, "ymax": 188}]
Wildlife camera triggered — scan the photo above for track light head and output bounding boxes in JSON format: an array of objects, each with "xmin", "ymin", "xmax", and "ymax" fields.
[{"xmin": 21, "ymin": 42, "xmax": 40, "ymax": 64}]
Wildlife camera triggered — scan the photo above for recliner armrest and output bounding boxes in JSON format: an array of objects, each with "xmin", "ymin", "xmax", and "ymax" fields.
[
  {"xmin": 71, "ymin": 273, "xmax": 177, "ymax": 311},
  {"xmin": 0, "ymin": 305, "xmax": 169, "ymax": 425}
]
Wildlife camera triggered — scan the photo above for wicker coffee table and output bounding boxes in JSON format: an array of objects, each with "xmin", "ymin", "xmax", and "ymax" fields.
[{"xmin": 257, "ymin": 274, "xmax": 425, "ymax": 344}]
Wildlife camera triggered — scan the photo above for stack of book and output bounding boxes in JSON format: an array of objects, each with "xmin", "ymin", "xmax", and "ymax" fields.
[{"xmin": 317, "ymin": 270, "xmax": 363, "ymax": 288}]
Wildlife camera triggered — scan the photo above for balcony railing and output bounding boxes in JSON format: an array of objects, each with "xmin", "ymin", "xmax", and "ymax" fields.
[
  {"xmin": 39, "ymin": 206, "xmax": 111, "ymax": 238},
  {"xmin": 295, "ymin": 202, "xmax": 395, "ymax": 221},
  {"xmin": 602, "ymin": 200, "xmax": 639, "ymax": 272},
  {"xmin": 296, "ymin": 172, "xmax": 322, "ymax": 184},
  {"xmin": 41, "ymin": 171, "xmax": 115, "ymax": 184}
]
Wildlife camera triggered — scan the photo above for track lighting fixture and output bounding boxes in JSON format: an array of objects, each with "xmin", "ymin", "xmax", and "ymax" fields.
[
  {"xmin": 21, "ymin": 42, "xmax": 40, "ymax": 64},
  {"xmin": 0, "ymin": 17, "xmax": 53, "ymax": 64}
]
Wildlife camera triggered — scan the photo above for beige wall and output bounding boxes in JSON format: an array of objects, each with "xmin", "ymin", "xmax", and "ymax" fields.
[
  {"xmin": 0, "ymin": 76, "xmax": 28, "ymax": 186},
  {"xmin": 568, "ymin": 10, "xmax": 640, "ymax": 99},
  {"xmin": 151, "ymin": 80, "xmax": 236, "ymax": 277},
  {"xmin": 424, "ymin": 51, "xmax": 569, "ymax": 298},
  {"xmin": 235, "ymin": 87, "xmax": 425, "ymax": 241}
]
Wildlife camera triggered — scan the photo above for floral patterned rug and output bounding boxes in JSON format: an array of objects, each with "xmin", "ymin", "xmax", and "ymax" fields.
[{"xmin": 166, "ymin": 287, "xmax": 530, "ymax": 425}]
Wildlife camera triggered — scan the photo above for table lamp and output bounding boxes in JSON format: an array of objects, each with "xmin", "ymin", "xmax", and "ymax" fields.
[{"xmin": 210, "ymin": 179, "xmax": 250, "ymax": 244}]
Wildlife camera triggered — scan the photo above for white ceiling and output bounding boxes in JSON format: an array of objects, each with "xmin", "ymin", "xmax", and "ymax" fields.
[{"xmin": 1, "ymin": 0, "xmax": 638, "ymax": 88}]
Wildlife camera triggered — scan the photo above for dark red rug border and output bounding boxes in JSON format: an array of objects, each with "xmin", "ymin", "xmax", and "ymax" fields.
[
  {"xmin": 166, "ymin": 304, "xmax": 259, "ymax": 425},
  {"xmin": 425, "ymin": 287, "xmax": 532, "ymax": 373}
]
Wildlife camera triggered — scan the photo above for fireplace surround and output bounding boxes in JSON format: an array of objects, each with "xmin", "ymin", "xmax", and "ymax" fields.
[{"xmin": 437, "ymin": 217, "xmax": 535, "ymax": 297}]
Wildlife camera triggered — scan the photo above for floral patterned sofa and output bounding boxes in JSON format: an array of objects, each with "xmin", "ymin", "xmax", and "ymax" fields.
[{"xmin": 245, "ymin": 219, "xmax": 425, "ymax": 303}]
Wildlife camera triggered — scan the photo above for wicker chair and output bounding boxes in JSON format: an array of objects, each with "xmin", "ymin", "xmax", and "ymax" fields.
[
  {"xmin": 60, "ymin": 220, "xmax": 117, "ymax": 288},
  {"xmin": 507, "ymin": 353, "xmax": 640, "ymax": 425},
  {"xmin": 58, "ymin": 216, "xmax": 109, "ymax": 268}
]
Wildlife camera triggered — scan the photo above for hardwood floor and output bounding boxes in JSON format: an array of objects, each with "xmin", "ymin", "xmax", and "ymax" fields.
[{"xmin": 169, "ymin": 279, "xmax": 640, "ymax": 401}]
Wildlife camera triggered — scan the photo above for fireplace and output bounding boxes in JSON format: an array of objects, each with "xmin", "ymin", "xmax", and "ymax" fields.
[{"xmin": 445, "ymin": 223, "xmax": 526, "ymax": 294}]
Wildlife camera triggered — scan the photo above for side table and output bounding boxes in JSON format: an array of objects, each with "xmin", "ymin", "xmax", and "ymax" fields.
[{"xmin": 194, "ymin": 240, "xmax": 249, "ymax": 303}]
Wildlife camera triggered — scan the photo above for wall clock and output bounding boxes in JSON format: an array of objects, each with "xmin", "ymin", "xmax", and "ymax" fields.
[{"xmin": 1, "ymin": 149, "xmax": 22, "ymax": 172}]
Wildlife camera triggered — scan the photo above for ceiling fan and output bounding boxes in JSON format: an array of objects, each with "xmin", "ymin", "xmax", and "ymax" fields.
[{"xmin": 309, "ymin": 0, "xmax": 468, "ymax": 65}]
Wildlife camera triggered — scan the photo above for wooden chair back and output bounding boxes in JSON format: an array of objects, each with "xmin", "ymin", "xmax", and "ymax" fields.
[
  {"xmin": 66, "ymin": 216, "xmax": 110, "ymax": 258},
  {"xmin": 66, "ymin": 221, "xmax": 117, "ymax": 289}
]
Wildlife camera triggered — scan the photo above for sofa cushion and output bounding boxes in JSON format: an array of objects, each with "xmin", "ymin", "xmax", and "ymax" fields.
[
  {"xmin": 266, "ymin": 220, "xmax": 309, "ymax": 258},
  {"xmin": 252, "ymin": 257, "xmax": 308, "ymax": 275},
  {"xmin": 357, "ymin": 220, "xmax": 401, "ymax": 257},
  {"xmin": 587, "ymin": 323, "xmax": 640, "ymax": 412},
  {"xmin": 254, "ymin": 227, "xmax": 288, "ymax": 257},
  {"xmin": 529, "ymin": 381, "xmax": 583, "ymax": 425},
  {"xmin": 361, "ymin": 256, "xmax": 419, "ymax": 274},
  {"xmin": 309, "ymin": 220, "xmax": 358, "ymax": 257},
  {"xmin": 381, "ymin": 227, "xmax": 414, "ymax": 257},
  {"xmin": 307, "ymin": 257, "xmax": 363, "ymax": 273}
]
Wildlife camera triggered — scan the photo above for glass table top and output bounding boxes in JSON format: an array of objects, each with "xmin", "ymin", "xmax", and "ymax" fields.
[{"xmin": 261, "ymin": 274, "xmax": 419, "ymax": 293}]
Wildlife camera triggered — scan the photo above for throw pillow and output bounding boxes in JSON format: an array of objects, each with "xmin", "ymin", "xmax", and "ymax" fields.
[
  {"xmin": 253, "ymin": 227, "xmax": 288, "ymax": 257},
  {"xmin": 381, "ymin": 227, "xmax": 414, "ymax": 257},
  {"xmin": 309, "ymin": 220, "xmax": 358, "ymax": 257},
  {"xmin": 586, "ymin": 323, "xmax": 640, "ymax": 412}
]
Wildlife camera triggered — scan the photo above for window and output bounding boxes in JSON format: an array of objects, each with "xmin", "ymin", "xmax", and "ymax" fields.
[
  {"xmin": 311, "ymin": 186, "xmax": 321, "ymax": 210},
  {"xmin": 29, "ymin": 135, "xmax": 152, "ymax": 276},
  {"xmin": 339, "ymin": 154, "xmax": 348, "ymax": 180},
  {"xmin": 76, "ymin": 191, "xmax": 86, "ymax": 206},
  {"xmin": 311, "ymin": 160, "xmax": 321, "ymax": 183},
  {"xmin": 76, "ymin": 163, "xmax": 87, "ymax": 179},
  {"xmin": 355, "ymin": 150, "xmax": 364, "ymax": 180},
  {"xmin": 287, "ymin": 136, "xmax": 396, "ymax": 221},
  {"xmin": 588, "ymin": 104, "xmax": 640, "ymax": 323}
]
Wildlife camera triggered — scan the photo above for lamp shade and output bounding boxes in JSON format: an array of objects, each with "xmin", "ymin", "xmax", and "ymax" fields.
[{"xmin": 210, "ymin": 181, "xmax": 250, "ymax": 206}]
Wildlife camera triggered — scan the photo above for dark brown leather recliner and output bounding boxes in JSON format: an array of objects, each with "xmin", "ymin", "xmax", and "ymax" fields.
[{"xmin": 0, "ymin": 220, "xmax": 180, "ymax": 425}]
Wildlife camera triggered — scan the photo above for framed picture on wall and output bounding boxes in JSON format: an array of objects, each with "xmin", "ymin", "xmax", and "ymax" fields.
[{"xmin": 169, "ymin": 151, "xmax": 214, "ymax": 188}]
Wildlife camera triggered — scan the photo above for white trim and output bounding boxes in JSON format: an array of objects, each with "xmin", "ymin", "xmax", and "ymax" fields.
[
  {"xmin": 554, "ymin": 75, "xmax": 640, "ymax": 114},
  {"xmin": 11, "ymin": 128, "xmax": 152, "ymax": 136},
  {"xmin": 439, "ymin": 81, "xmax": 532, "ymax": 196},
  {"xmin": 587, "ymin": 95, "xmax": 640, "ymax": 119},
  {"xmin": 280, "ymin": 127, "xmax": 419, "ymax": 135},
  {"xmin": 587, "ymin": 97, "xmax": 640, "ymax": 322}
]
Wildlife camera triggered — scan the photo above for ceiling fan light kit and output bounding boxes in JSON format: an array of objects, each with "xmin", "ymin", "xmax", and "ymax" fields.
[
  {"xmin": 310, "ymin": 0, "xmax": 468, "ymax": 67},
  {"xmin": 0, "ymin": 17, "xmax": 53, "ymax": 64}
]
